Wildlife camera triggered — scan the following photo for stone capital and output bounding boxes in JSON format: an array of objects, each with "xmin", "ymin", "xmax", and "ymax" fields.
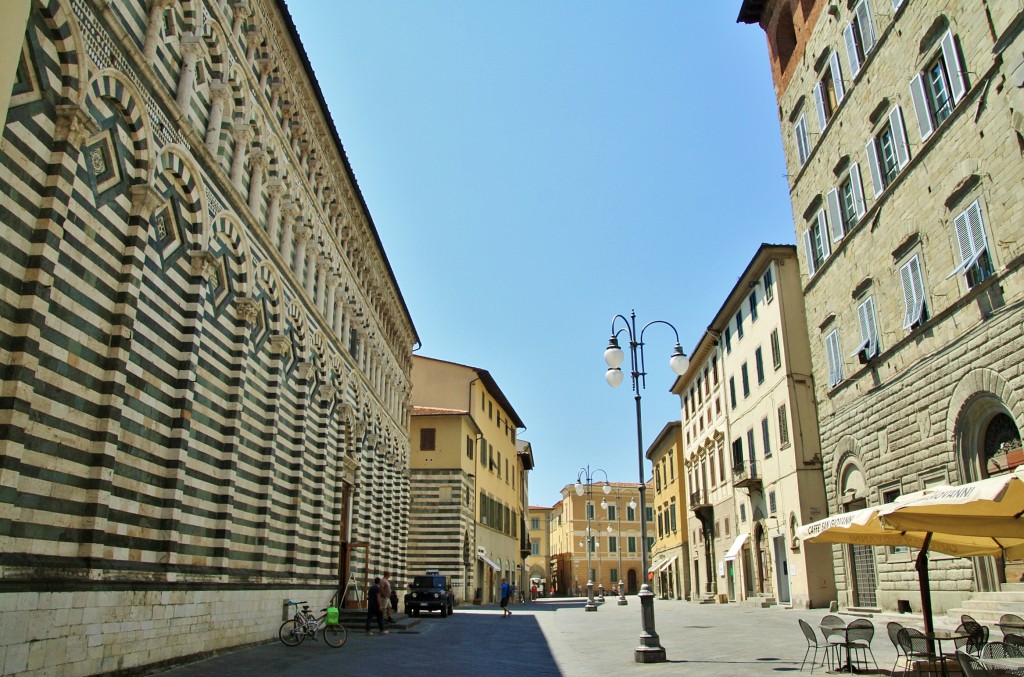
[
  {"xmin": 318, "ymin": 384, "xmax": 337, "ymax": 402},
  {"xmin": 189, "ymin": 250, "xmax": 218, "ymax": 280},
  {"xmin": 294, "ymin": 226, "xmax": 313, "ymax": 244},
  {"xmin": 249, "ymin": 149, "xmax": 267, "ymax": 167},
  {"xmin": 180, "ymin": 33, "xmax": 203, "ymax": 58},
  {"xmin": 296, "ymin": 361, "xmax": 315, "ymax": 380},
  {"xmin": 55, "ymin": 103, "xmax": 99, "ymax": 147},
  {"xmin": 235, "ymin": 296, "xmax": 261, "ymax": 325},
  {"xmin": 267, "ymin": 178, "xmax": 286, "ymax": 197},
  {"xmin": 209, "ymin": 80, "xmax": 230, "ymax": 102},
  {"xmin": 130, "ymin": 183, "xmax": 164, "ymax": 219},
  {"xmin": 269, "ymin": 334, "xmax": 291, "ymax": 355}
]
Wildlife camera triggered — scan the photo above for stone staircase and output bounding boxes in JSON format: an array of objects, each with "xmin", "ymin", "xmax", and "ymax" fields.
[
  {"xmin": 743, "ymin": 595, "xmax": 777, "ymax": 608},
  {"xmin": 947, "ymin": 582, "xmax": 1024, "ymax": 625}
]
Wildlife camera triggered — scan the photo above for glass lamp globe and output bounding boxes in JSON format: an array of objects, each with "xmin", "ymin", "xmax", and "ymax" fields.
[
  {"xmin": 600, "ymin": 498, "xmax": 607, "ymax": 510},
  {"xmin": 629, "ymin": 498, "xmax": 637, "ymax": 510},
  {"xmin": 670, "ymin": 344, "xmax": 689, "ymax": 376},
  {"xmin": 602, "ymin": 482, "xmax": 611, "ymax": 494},
  {"xmin": 606, "ymin": 525, "xmax": 613, "ymax": 534},
  {"xmin": 605, "ymin": 367, "xmax": 624, "ymax": 388},
  {"xmin": 575, "ymin": 481, "xmax": 584, "ymax": 496},
  {"xmin": 604, "ymin": 337, "xmax": 624, "ymax": 368}
]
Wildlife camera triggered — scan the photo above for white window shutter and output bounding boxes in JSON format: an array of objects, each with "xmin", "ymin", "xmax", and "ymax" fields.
[
  {"xmin": 890, "ymin": 106, "xmax": 910, "ymax": 169},
  {"xmin": 910, "ymin": 74, "xmax": 934, "ymax": 142},
  {"xmin": 892, "ymin": 0, "xmax": 904, "ymax": 9},
  {"xmin": 865, "ymin": 138, "xmax": 883, "ymax": 197},
  {"xmin": 954, "ymin": 209, "xmax": 975, "ymax": 267},
  {"xmin": 844, "ymin": 24, "xmax": 861, "ymax": 77},
  {"xmin": 795, "ymin": 115, "xmax": 809, "ymax": 165},
  {"xmin": 910, "ymin": 255, "xmax": 926, "ymax": 325},
  {"xmin": 856, "ymin": 302, "xmax": 871, "ymax": 349},
  {"xmin": 941, "ymin": 29, "xmax": 967, "ymax": 105},
  {"xmin": 965, "ymin": 200, "xmax": 987, "ymax": 256},
  {"xmin": 856, "ymin": 0, "xmax": 877, "ymax": 53},
  {"xmin": 864, "ymin": 296, "xmax": 879, "ymax": 356},
  {"xmin": 850, "ymin": 163, "xmax": 867, "ymax": 217},
  {"xmin": 804, "ymin": 230, "xmax": 817, "ymax": 276},
  {"xmin": 900, "ymin": 259, "xmax": 918, "ymax": 329},
  {"xmin": 830, "ymin": 52, "xmax": 845, "ymax": 102},
  {"xmin": 817, "ymin": 208, "xmax": 831, "ymax": 258},
  {"xmin": 826, "ymin": 188, "xmax": 844, "ymax": 242},
  {"xmin": 814, "ymin": 82, "xmax": 828, "ymax": 131}
]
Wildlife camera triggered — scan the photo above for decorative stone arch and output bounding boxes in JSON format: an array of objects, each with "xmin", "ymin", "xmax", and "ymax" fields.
[
  {"xmin": 87, "ymin": 69, "xmax": 157, "ymax": 185},
  {"xmin": 207, "ymin": 212, "xmax": 253, "ymax": 301},
  {"xmin": 176, "ymin": 0, "xmax": 200, "ymax": 35},
  {"xmin": 947, "ymin": 367, "xmax": 1024, "ymax": 484},
  {"xmin": 226, "ymin": 62, "xmax": 248, "ymax": 120},
  {"xmin": 200, "ymin": 18, "xmax": 228, "ymax": 83},
  {"xmin": 252, "ymin": 261, "xmax": 284, "ymax": 334},
  {"xmin": 154, "ymin": 144, "xmax": 208, "ymax": 246},
  {"xmin": 287, "ymin": 301, "xmax": 308, "ymax": 361},
  {"xmin": 32, "ymin": 0, "xmax": 89, "ymax": 107}
]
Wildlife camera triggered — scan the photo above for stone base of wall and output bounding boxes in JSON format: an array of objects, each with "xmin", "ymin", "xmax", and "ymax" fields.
[{"xmin": 0, "ymin": 586, "xmax": 336, "ymax": 677}]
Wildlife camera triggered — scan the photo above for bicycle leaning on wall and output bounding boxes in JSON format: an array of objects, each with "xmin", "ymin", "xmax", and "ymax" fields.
[{"xmin": 279, "ymin": 600, "xmax": 348, "ymax": 647}]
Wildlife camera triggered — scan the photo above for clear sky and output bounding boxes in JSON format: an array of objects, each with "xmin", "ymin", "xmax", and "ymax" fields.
[{"xmin": 286, "ymin": 1, "xmax": 796, "ymax": 508}]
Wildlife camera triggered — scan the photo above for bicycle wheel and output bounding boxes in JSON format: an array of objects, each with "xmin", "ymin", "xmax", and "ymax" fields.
[
  {"xmin": 279, "ymin": 619, "xmax": 305, "ymax": 646},
  {"xmin": 322, "ymin": 622, "xmax": 348, "ymax": 647}
]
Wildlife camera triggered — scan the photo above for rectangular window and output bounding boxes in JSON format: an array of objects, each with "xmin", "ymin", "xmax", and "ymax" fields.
[
  {"xmin": 531, "ymin": 518, "xmax": 540, "ymax": 530},
  {"xmin": 420, "ymin": 428, "xmax": 436, "ymax": 451},
  {"xmin": 724, "ymin": 326, "xmax": 732, "ymax": 353},
  {"xmin": 712, "ymin": 356, "xmax": 719, "ymax": 384},
  {"xmin": 844, "ymin": 0, "xmax": 877, "ymax": 76},
  {"xmin": 657, "ymin": 512, "xmax": 664, "ymax": 538},
  {"xmin": 729, "ymin": 376, "xmax": 737, "ymax": 409},
  {"xmin": 755, "ymin": 347, "xmax": 765, "ymax": 384},
  {"xmin": 741, "ymin": 363, "xmax": 750, "ymax": 398},
  {"xmin": 628, "ymin": 536, "xmax": 637, "ymax": 553},
  {"xmin": 735, "ymin": 310, "xmax": 744, "ymax": 339},
  {"xmin": 827, "ymin": 164, "xmax": 866, "ymax": 242},
  {"xmin": 762, "ymin": 417, "xmax": 772, "ymax": 459},
  {"xmin": 825, "ymin": 329, "xmax": 844, "ymax": 388},
  {"xmin": 749, "ymin": 291, "xmax": 758, "ymax": 322},
  {"xmin": 724, "ymin": 517, "xmax": 730, "ymax": 537},
  {"xmin": 804, "ymin": 208, "xmax": 831, "ymax": 276},
  {"xmin": 794, "ymin": 113, "xmax": 810, "ymax": 166},
  {"xmin": 607, "ymin": 504, "xmax": 617, "ymax": 521},
  {"xmin": 866, "ymin": 107, "xmax": 910, "ymax": 196},
  {"xmin": 778, "ymin": 404, "xmax": 790, "ymax": 447},
  {"xmin": 670, "ymin": 502, "xmax": 677, "ymax": 531},
  {"xmin": 747, "ymin": 429, "xmax": 756, "ymax": 469},
  {"xmin": 900, "ymin": 254, "xmax": 928, "ymax": 329},
  {"xmin": 769, "ymin": 490, "xmax": 777, "ymax": 515},
  {"xmin": 586, "ymin": 502, "xmax": 594, "ymax": 520},
  {"xmin": 466, "ymin": 435, "xmax": 474, "ymax": 460},
  {"xmin": 910, "ymin": 29, "xmax": 967, "ymax": 142},
  {"xmin": 763, "ymin": 267, "xmax": 774, "ymax": 303},
  {"xmin": 610, "ymin": 568, "xmax": 618, "ymax": 583},
  {"xmin": 882, "ymin": 488, "xmax": 910, "ymax": 553},
  {"xmin": 497, "ymin": 452, "xmax": 502, "ymax": 477},
  {"xmin": 609, "ymin": 536, "xmax": 617, "ymax": 553},
  {"xmin": 627, "ymin": 506, "xmax": 636, "ymax": 521},
  {"xmin": 770, "ymin": 329, "xmax": 782, "ymax": 369},
  {"xmin": 853, "ymin": 295, "xmax": 880, "ymax": 362},
  {"xmin": 947, "ymin": 200, "xmax": 993, "ymax": 288},
  {"xmin": 814, "ymin": 51, "xmax": 845, "ymax": 130},
  {"xmin": 646, "ymin": 507, "xmax": 654, "ymax": 522},
  {"xmin": 732, "ymin": 437, "xmax": 743, "ymax": 471}
]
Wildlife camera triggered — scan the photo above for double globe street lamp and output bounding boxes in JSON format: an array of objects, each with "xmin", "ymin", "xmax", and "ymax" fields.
[
  {"xmin": 574, "ymin": 466, "xmax": 610, "ymax": 612},
  {"xmin": 604, "ymin": 310, "xmax": 689, "ymax": 664}
]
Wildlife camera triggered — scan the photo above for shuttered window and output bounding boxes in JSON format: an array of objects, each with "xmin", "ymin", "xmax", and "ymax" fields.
[
  {"xmin": 851, "ymin": 296, "xmax": 880, "ymax": 361},
  {"xmin": 946, "ymin": 199, "xmax": 993, "ymax": 288},
  {"xmin": 824, "ymin": 329, "xmax": 844, "ymax": 388},
  {"xmin": 910, "ymin": 29, "xmax": 967, "ymax": 142},
  {"xmin": 866, "ymin": 107, "xmax": 910, "ymax": 197},
  {"xmin": 794, "ymin": 114, "xmax": 810, "ymax": 166},
  {"xmin": 900, "ymin": 254, "xmax": 928, "ymax": 330},
  {"xmin": 843, "ymin": 0, "xmax": 877, "ymax": 77}
]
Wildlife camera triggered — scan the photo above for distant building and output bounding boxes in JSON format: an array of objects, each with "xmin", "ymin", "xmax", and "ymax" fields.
[
  {"xmin": 549, "ymin": 481, "xmax": 651, "ymax": 596},
  {"xmin": 408, "ymin": 356, "xmax": 530, "ymax": 604},
  {"xmin": 677, "ymin": 245, "xmax": 835, "ymax": 607},
  {"xmin": 646, "ymin": 422, "xmax": 690, "ymax": 600},
  {"xmin": 526, "ymin": 505, "xmax": 553, "ymax": 593},
  {"xmin": 739, "ymin": 0, "xmax": 1024, "ymax": 613}
]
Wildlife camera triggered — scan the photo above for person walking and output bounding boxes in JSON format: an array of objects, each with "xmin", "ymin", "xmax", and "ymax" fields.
[
  {"xmin": 500, "ymin": 577, "xmax": 511, "ymax": 617},
  {"xmin": 380, "ymin": 572, "xmax": 395, "ymax": 624},
  {"xmin": 365, "ymin": 577, "xmax": 388, "ymax": 635}
]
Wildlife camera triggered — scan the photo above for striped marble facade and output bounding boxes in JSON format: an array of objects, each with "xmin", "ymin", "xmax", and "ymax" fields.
[
  {"xmin": 407, "ymin": 469, "xmax": 475, "ymax": 602},
  {"xmin": 0, "ymin": 1, "xmax": 416, "ymax": 674}
]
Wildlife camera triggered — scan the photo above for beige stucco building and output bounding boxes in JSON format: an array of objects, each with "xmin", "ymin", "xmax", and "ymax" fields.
[
  {"xmin": 739, "ymin": 0, "xmax": 1024, "ymax": 614},
  {"xmin": 677, "ymin": 245, "xmax": 836, "ymax": 608},
  {"xmin": 0, "ymin": 1, "xmax": 418, "ymax": 674},
  {"xmin": 526, "ymin": 505, "xmax": 552, "ymax": 593},
  {"xmin": 646, "ymin": 422, "xmax": 690, "ymax": 600},
  {"xmin": 409, "ymin": 356, "xmax": 531, "ymax": 604},
  {"xmin": 549, "ymin": 481, "xmax": 651, "ymax": 596}
]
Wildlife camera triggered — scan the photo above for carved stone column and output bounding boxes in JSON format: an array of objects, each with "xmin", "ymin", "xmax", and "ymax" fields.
[
  {"xmin": 292, "ymin": 226, "xmax": 311, "ymax": 286},
  {"xmin": 325, "ymin": 273, "xmax": 339, "ymax": 329},
  {"xmin": 303, "ymin": 241, "xmax": 320, "ymax": 299},
  {"xmin": 176, "ymin": 33, "xmax": 203, "ymax": 112},
  {"xmin": 247, "ymin": 149, "xmax": 267, "ymax": 215},
  {"xmin": 143, "ymin": 0, "xmax": 175, "ymax": 61},
  {"xmin": 231, "ymin": 0, "xmax": 251, "ymax": 42},
  {"xmin": 229, "ymin": 116, "xmax": 252, "ymax": 190},
  {"xmin": 266, "ymin": 178, "xmax": 285, "ymax": 241},
  {"xmin": 205, "ymin": 80, "xmax": 229, "ymax": 154},
  {"xmin": 315, "ymin": 256, "xmax": 330, "ymax": 310},
  {"xmin": 279, "ymin": 199, "xmax": 298, "ymax": 261}
]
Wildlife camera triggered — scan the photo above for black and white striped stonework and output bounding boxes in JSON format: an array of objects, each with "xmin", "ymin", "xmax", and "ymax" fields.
[{"xmin": 0, "ymin": 2, "xmax": 415, "ymax": 673}]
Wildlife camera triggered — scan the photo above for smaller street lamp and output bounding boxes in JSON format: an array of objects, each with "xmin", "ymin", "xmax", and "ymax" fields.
[
  {"xmin": 575, "ymin": 466, "xmax": 610, "ymax": 612},
  {"xmin": 602, "ymin": 489, "xmax": 637, "ymax": 605}
]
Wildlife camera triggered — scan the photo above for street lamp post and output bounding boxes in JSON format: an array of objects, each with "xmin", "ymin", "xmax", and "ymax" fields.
[
  {"xmin": 602, "ymin": 487, "xmax": 636, "ymax": 605},
  {"xmin": 604, "ymin": 309, "xmax": 689, "ymax": 664},
  {"xmin": 575, "ymin": 466, "xmax": 610, "ymax": 612}
]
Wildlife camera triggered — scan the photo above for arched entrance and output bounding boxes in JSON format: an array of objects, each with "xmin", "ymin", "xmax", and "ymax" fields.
[
  {"xmin": 838, "ymin": 456, "xmax": 877, "ymax": 607},
  {"xmin": 754, "ymin": 522, "xmax": 767, "ymax": 595},
  {"xmin": 627, "ymin": 568, "xmax": 638, "ymax": 594},
  {"xmin": 956, "ymin": 394, "xmax": 1023, "ymax": 589}
]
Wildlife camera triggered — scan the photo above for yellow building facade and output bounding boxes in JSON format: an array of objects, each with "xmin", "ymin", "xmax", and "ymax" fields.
[
  {"xmin": 549, "ymin": 482, "xmax": 651, "ymax": 596},
  {"xmin": 646, "ymin": 422, "xmax": 690, "ymax": 600},
  {"xmin": 409, "ymin": 356, "xmax": 530, "ymax": 604},
  {"xmin": 526, "ymin": 505, "xmax": 552, "ymax": 595}
]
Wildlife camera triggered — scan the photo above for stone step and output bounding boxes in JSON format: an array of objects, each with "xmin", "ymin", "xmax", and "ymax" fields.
[
  {"xmin": 956, "ymin": 600, "xmax": 1024, "ymax": 612},
  {"xmin": 847, "ymin": 606, "xmax": 882, "ymax": 616},
  {"xmin": 969, "ymin": 592, "xmax": 1024, "ymax": 603}
]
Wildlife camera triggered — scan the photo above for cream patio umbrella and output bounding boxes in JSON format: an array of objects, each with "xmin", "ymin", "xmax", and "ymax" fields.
[
  {"xmin": 798, "ymin": 498, "xmax": 1024, "ymax": 639},
  {"xmin": 878, "ymin": 465, "xmax": 1024, "ymax": 539}
]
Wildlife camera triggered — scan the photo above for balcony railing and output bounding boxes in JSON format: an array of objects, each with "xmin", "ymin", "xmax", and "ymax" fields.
[
  {"xmin": 689, "ymin": 489, "xmax": 711, "ymax": 512},
  {"xmin": 732, "ymin": 461, "xmax": 762, "ymax": 489}
]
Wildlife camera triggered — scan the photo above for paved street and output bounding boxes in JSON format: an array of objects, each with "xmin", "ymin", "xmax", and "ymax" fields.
[{"xmin": 150, "ymin": 597, "xmax": 927, "ymax": 676}]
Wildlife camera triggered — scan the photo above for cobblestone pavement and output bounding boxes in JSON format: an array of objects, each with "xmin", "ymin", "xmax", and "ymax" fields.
[{"xmin": 150, "ymin": 597, "xmax": 936, "ymax": 676}]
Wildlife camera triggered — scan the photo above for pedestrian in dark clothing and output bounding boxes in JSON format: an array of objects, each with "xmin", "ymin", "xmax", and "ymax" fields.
[{"xmin": 365, "ymin": 577, "xmax": 388, "ymax": 635}]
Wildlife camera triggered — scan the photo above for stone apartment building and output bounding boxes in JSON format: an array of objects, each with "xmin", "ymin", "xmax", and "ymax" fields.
[
  {"xmin": 549, "ymin": 482, "xmax": 651, "ymax": 596},
  {"xmin": 740, "ymin": 0, "xmax": 1024, "ymax": 613},
  {"xmin": 408, "ymin": 356, "xmax": 531, "ymax": 605},
  {"xmin": 0, "ymin": 1, "xmax": 419, "ymax": 675},
  {"xmin": 646, "ymin": 422, "xmax": 690, "ymax": 601},
  {"xmin": 677, "ymin": 245, "xmax": 836, "ymax": 608}
]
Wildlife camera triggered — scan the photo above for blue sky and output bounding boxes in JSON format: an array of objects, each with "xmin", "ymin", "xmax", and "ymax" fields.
[{"xmin": 287, "ymin": 2, "xmax": 796, "ymax": 507}]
